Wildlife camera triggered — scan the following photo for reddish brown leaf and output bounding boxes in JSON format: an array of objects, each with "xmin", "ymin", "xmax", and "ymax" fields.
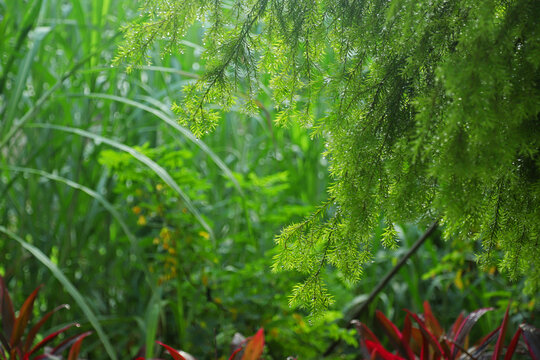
[
  {"xmin": 450, "ymin": 307, "xmax": 493, "ymax": 359},
  {"xmin": 67, "ymin": 331, "xmax": 91, "ymax": 360},
  {"xmin": 49, "ymin": 330, "xmax": 92, "ymax": 356},
  {"xmin": 241, "ymin": 328, "xmax": 264, "ymax": 360},
  {"xmin": 229, "ymin": 346, "xmax": 243, "ymax": 360},
  {"xmin": 0, "ymin": 276, "xmax": 15, "ymax": 344},
  {"xmin": 28, "ymin": 323, "xmax": 79, "ymax": 358},
  {"xmin": 503, "ymin": 327, "xmax": 522, "ymax": 360},
  {"xmin": 448, "ymin": 313, "xmax": 464, "ymax": 339},
  {"xmin": 405, "ymin": 310, "xmax": 445, "ymax": 358},
  {"xmin": 0, "ymin": 332, "xmax": 10, "ymax": 355},
  {"xmin": 376, "ymin": 311, "xmax": 415, "ymax": 359},
  {"xmin": 365, "ymin": 340, "xmax": 405, "ymax": 360},
  {"xmin": 10, "ymin": 285, "xmax": 42, "ymax": 348},
  {"xmin": 521, "ymin": 323, "xmax": 540, "ymax": 360},
  {"xmin": 493, "ymin": 304, "xmax": 510, "ymax": 360},
  {"xmin": 423, "ymin": 301, "xmax": 443, "ymax": 339},
  {"xmin": 156, "ymin": 341, "xmax": 187, "ymax": 360},
  {"xmin": 23, "ymin": 304, "xmax": 69, "ymax": 353}
]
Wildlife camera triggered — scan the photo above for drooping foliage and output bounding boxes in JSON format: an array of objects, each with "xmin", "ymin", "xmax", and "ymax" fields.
[{"xmin": 115, "ymin": 0, "xmax": 540, "ymax": 312}]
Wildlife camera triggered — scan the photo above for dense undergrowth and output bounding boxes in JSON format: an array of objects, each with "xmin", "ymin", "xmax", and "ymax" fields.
[{"xmin": 0, "ymin": 0, "xmax": 538, "ymax": 359}]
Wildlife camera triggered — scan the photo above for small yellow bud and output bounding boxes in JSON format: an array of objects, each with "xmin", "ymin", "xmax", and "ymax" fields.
[{"xmin": 137, "ymin": 215, "xmax": 146, "ymax": 226}]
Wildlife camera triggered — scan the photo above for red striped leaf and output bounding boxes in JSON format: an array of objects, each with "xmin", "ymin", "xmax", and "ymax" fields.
[
  {"xmin": 405, "ymin": 310, "xmax": 445, "ymax": 358},
  {"xmin": 241, "ymin": 328, "xmax": 264, "ymax": 360},
  {"xmin": 503, "ymin": 327, "xmax": 522, "ymax": 360},
  {"xmin": 156, "ymin": 341, "xmax": 187, "ymax": 360},
  {"xmin": 521, "ymin": 323, "xmax": 540, "ymax": 360},
  {"xmin": 23, "ymin": 304, "xmax": 69, "ymax": 353},
  {"xmin": 50, "ymin": 330, "xmax": 91, "ymax": 356},
  {"xmin": 423, "ymin": 302, "xmax": 443, "ymax": 339},
  {"xmin": 493, "ymin": 304, "xmax": 510, "ymax": 360},
  {"xmin": 365, "ymin": 340, "xmax": 405, "ymax": 360},
  {"xmin": 10, "ymin": 285, "xmax": 42, "ymax": 347},
  {"xmin": 67, "ymin": 331, "xmax": 91, "ymax": 360},
  {"xmin": 28, "ymin": 323, "xmax": 79, "ymax": 358},
  {"xmin": 375, "ymin": 311, "xmax": 415, "ymax": 359},
  {"xmin": 229, "ymin": 346, "xmax": 243, "ymax": 360},
  {"xmin": 450, "ymin": 307, "xmax": 493, "ymax": 359},
  {"xmin": 0, "ymin": 276, "xmax": 15, "ymax": 345}
]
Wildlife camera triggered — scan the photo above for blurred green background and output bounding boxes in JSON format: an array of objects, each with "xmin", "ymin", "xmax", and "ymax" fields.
[{"xmin": 0, "ymin": 0, "xmax": 537, "ymax": 359}]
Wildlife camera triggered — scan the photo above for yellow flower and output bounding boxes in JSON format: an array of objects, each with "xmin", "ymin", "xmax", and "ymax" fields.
[
  {"xmin": 132, "ymin": 206, "xmax": 142, "ymax": 214},
  {"xmin": 160, "ymin": 227, "xmax": 170, "ymax": 241},
  {"xmin": 137, "ymin": 215, "xmax": 146, "ymax": 226},
  {"xmin": 454, "ymin": 270, "xmax": 464, "ymax": 290},
  {"xmin": 156, "ymin": 183, "xmax": 164, "ymax": 191},
  {"xmin": 199, "ymin": 231, "xmax": 209, "ymax": 240}
]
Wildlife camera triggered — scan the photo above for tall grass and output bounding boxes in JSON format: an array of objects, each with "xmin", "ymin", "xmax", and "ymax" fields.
[{"xmin": 0, "ymin": 1, "xmax": 535, "ymax": 359}]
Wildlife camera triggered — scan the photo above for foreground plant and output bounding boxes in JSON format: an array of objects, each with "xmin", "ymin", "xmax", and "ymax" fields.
[
  {"xmin": 136, "ymin": 328, "xmax": 265, "ymax": 360},
  {"xmin": 0, "ymin": 275, "xmax": 90, "ymax": 360},
  {"xmin": 354, "ymin": 301, "xmax": 540, "ymax": 360}
]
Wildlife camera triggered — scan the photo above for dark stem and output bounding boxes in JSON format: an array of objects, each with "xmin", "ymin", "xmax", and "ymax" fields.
[{"xmin": 323, "ymin": 220, "xmax": 439, "ymax": 357}]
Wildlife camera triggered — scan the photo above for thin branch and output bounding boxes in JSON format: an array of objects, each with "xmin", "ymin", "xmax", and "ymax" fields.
[{"xmin": 323, "ymin": 220, "xmax": 439, "ymax": 357}]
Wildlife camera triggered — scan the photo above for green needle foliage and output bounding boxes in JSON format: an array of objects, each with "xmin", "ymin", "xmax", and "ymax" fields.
[{"xmin": 116, "ymin": 0, "xmax": 540, "ymax": 312}]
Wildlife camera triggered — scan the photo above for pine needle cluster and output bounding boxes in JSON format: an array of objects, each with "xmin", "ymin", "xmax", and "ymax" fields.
[{"xmin": 115, "ymin": 0, "xmax": 540, "ymax": 312}]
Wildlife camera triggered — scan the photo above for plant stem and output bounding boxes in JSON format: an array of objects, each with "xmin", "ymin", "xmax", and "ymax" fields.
[{"xmin": 323, "ymin": 220, "xmax": 439, "ymax": 357}]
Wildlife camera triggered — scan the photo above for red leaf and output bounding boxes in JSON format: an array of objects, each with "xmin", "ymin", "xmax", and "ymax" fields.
[
  {"xmin": 0, "ymin": 332, "xmax": 10, "ymax": 355},
  {"xmin": 450, "ymin": 307, "xmax": 493, "ymax": 359},
  {"xmin": 503, "ymin": 327, "xmax": 522, "ymax": 360},
  {"xmin": 241, "ymin": 328, "xmax": 264, "ymax": 360},
  {"xmin": 521, "ymin": 323, "xmax": 540, "ymax": 360},
  {"xmin": 375, "ymin": 311, "xmax": 415, "ymax": 359},
  {"xmin": 405, "ymin": 310, "xmax": 445, "ymax": 358},
  {"xmin": 0, "ymin": 276, "xmax": 15, "ymax": 346},
  {"xmin": 467, "ymin": 325, "xmax": 500, "ymax": 359},
  {"xmin": 423, "ymin": 302, "xmax": 443, "ymax": 339},
  {"xmin": 229, "ymin": 346, "xmax": 243, "ymax": 360},
  {"xmin": 10, "ymin": 285, "xmax": 42, "ymax": 348},
  {"xmin": 23, "ymin": 304, "xmax": 69, "ymax": 353},
  {"xmin": 156, "ymin": 341, "xmax": 187, "ymax": 360},
  {"xmin": 28, "ymin": 323, "xmax": 79, "ymax": 358},
  {"xmin": 352, "ymin": 320, "xmax": 382, "ymax": 359},
  {"xmin": 50, "ymin": 330, "xmax": 92, "ymax": 356},
  {"xmin": 493, "ymin": 304, "xmax": 510, "ymax": 360},
  {"xmin": 448, "ymin": 313, "xmax": 464, "ymax": 340},
  {"xmin": 67, "ymin": 331, "xmax": 91, "ymax": 360},
  {"xmin": 365, "ymin": 340, "xmax": 405, "ymax": 360}
]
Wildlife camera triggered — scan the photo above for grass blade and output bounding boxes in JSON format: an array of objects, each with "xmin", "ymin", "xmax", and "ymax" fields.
[
  {"xmin": 0, "ymin": 226, "xmax": 118, "ymax": 360},
  {"xmin": 82, "ymin": 92, "xmax": 244, "ymax": 196},
  {"xmin": 145, "ymin": 289, "xmax": 162, "ymax": 359},
  {"xmin": 3, "ymin": 24, "xmax": 51, "ymax": 130},
  {"xmin": 3, "ymin": 166, "xmax": 156, "ymax": 288},
  {"xmin": 24, "ymin": 123, "xmax": 214, "ymax": 238}
]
